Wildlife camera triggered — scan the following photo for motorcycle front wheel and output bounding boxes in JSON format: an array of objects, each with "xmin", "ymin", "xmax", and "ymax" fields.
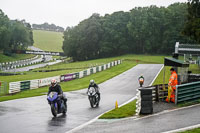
[
  {"xmin": 63, "ymin": 103, "xmax": 67, "ymax": 114},
  {"xmin": 89, "ymin": 96, "xmax": 94, "ymax": 108},
  {"xmin": 51, "ymin": 103, "xmax": 57, "ymax": 117}
]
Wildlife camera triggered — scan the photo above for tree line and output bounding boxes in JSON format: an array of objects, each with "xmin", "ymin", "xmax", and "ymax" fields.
[
  {"xmin": 0, "ymin": 9, "xmax": 34, "ymax": 55},
  {"xmin": 63, "ymin": 3, "xmax": 197, "ymax": 61},
  {"xmin": 32, "ymin": 23, "xmax": 64, "ymax": 32},
  {"xmin": 182, "ymin": 0, "xmax": 200, "ymax": 43}
]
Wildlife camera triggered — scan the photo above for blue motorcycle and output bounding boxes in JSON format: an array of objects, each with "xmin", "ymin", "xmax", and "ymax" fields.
[{"xmin": 47, "ymin": 92, "xmax": 67, "ymax": 117}]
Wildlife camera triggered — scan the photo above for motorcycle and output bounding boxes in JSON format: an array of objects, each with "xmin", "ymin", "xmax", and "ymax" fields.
[
  {"xmin": 47, "ymin": 92, "xmax": 67, "ymax": 117},
  {"xmin": 87, "ymin": 87, "xmax": 100, "ymax": 108}
]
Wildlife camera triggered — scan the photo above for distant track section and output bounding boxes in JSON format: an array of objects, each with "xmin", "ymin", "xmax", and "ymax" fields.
[{"xmin": 12, "ymin": 50, "xmax": 65, "ymax": 56}]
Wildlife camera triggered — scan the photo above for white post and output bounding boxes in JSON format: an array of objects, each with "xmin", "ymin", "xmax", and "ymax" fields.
[{"xmin": 175, "ymin": 42, "xmax": 179, "ymax": 54}]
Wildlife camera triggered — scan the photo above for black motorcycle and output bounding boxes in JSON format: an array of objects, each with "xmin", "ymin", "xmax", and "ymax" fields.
[{"xmin": 87, "ymin": 87, "xmax": 100, "ymax": 108}]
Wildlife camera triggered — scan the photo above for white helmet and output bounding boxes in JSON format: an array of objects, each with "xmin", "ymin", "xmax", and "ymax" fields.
[
  {"xmin": 90, "ymin": 79, "xmax": 95, "ymax": 85},
  {"xmin": 51, "ymin": 79, "xmax": 57, "ymax": 87}
]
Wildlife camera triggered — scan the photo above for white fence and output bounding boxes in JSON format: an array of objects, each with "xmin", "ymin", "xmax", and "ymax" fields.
[
  {"xmin": 8, "ymin": 60, "xmax": 122, "ymax": 94},
  {"xmin": 0, "ymin": 55, "xmax": 43, "ymax": 71},
  {"xmin": 9, "ymin": 82, "xmax": 21, "ymax": 94},
  {"xmin": 39, "ymin": 76, "xmax": 61, "ymax": 87}
]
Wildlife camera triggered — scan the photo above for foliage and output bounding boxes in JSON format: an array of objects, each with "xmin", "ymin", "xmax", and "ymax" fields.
[
  {"xmin": 63, "ymin": 3, "xmax": 195, "ymax": 61},
  {"xmin": 63, "ymin": 14, "xmax": 103, "ymax": 61},
  {"xmin": 180, "ymin": 128, "xmax": 200, "ymax": 133},
  {"xmin": 182, "ymin": 0, "xmax": 200, "ymax": 43},
  {"xmin": 33, "ymin": 30, "xmax": 63, "ymax": 52},
  {"xmin": 32, "ymin": 22, "xmax": 64, "ymax": 32},
  {"xmin": 99, "ymin": 100, "xmax": 136, "ymax": 119},
  {"xmin": 0, "ymin": 9, "xmax": 33, "ymax": 55}
]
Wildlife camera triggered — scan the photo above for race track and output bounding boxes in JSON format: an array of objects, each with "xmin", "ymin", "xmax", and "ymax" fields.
[{"xmin": 0, "ymin": 64, "xmax": 163, "ymax": 133}]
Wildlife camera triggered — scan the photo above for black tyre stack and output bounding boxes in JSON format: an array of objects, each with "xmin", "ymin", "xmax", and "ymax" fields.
[{"xmin": 139, "ymin": 87, "xmax": 153, "ymax": 114}]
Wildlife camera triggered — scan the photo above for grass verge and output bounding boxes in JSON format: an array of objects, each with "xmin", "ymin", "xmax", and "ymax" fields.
[
  {"xmin": 180, "ymin": 128, "xmax": 200, "ymax": 133},
  {"xmin": 99, "ymin": 100, "xmax": 136, "ymax": 119},
  {"xmin": 0, "ymin": 60, "xmax": 136, "ymax": 102},
  {"xmin": 0, "ymin": 54, "xmax": 166, "ymax": 102},
  {"xmin": 33, "ymin": 30, "xmax": 63, "ymax": 52},
  {"xmin": 0, "ymin": 54, "xmax": 35, "ymax": 63}
]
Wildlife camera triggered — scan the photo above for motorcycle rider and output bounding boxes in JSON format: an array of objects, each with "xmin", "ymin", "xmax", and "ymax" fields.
[
  {"xmin": 87, "ymin": 79, "xmax": 100, "ymax": 99},
  {"xmin": 48, "ymin": 79, "xmax": 67, "ymax": 110}
]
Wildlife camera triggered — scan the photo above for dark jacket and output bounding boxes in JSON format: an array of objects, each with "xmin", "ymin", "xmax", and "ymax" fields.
[
  {"xmin": 48, "ymin": 84, "xmax": 63, "ymax": 95},
  {"xmin": 88, "ymin": 83, "xmax": 99, "ymax": 89}
]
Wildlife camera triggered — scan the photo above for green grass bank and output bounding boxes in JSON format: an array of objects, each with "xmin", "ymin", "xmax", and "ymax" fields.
[{"xmin": 33, "ymin": 30, "xmax": 63, "ymax": 52}]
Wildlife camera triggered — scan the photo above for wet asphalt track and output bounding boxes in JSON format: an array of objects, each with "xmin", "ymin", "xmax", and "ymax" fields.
[
  {"xmin": 0, "ymin": 64, "xmax": 163, "ymax": 133},
  {"xmin": 75, "ymin": 104, "xmax": 200, "ymax": 133}
]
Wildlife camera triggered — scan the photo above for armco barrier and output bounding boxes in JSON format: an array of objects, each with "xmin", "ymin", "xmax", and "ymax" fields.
[
  {"xmin": 30, "ymin": 80, "xmax": 39, "ymax": 89},
  {"xmin": 75, "ymin": 73, "xmax": 79, "ymax": 79},
  {"xmin": 39, "ymin": 76, "xmax": 60, "ymax": 87},
  {"xmin": 61, "ymin": 74, "xmax": 75, "ymax": 82},
  {"xmin": 20, "ymin": 81, "xmax": 30, "ymax": 91},
  {"xmin": 83, "ymin": 70, "xmax": 87, "ymax": 77},
  {"xmin": 175, "ymin": 81, "xmax": 200, "ymax": 104},
  {"xmin": 87, "ymin": 69, "xmax": 90, "ymax": 76},
  {"xmin": 90, "ymin": 68, "xmax": 93, "ymax": 74},
  {"xmin": 99, "ymin": 66, "xmax": 102, "ymax": 71},
  {"xmin": 8, "ymin": 60, "xmax": 122, "ymax": 94},
  {"xmin": 96, "ymin": 66, "xmax": 99, "ymax": 72},
  {"xmin": 79, "ymin": 71, "xmax": 84, "ymax": 78},
  {"xmin": 93, "ymin": 67, "xmax": 96, "ymax": 74},
  {"xmin": 9, "ymin": 82, "xmax": 21, "ymax": 94},
  {"xmin": 0, "ymin": 55, "xmax": 40, "ymax": 71}
]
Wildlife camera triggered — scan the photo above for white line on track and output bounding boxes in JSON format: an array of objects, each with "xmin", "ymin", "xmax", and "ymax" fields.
[
  {"xmin": 150, "ymin": 64, "xmax": 164, "ymax": 86},
  {"xmin": 66, "ymin": 96, "xmax": 137, "ymax": 133},
  {"xmin": 162, "ymin": 124, "xmax": 200, "ymax": 133}
]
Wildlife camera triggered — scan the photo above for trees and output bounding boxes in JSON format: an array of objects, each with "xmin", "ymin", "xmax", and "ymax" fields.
[
  {"xmin": 100, "ymin": 11, "xmax": 131, "ymax": 57},
  {"xmin": 63, "ymin": 14, "xmax": 103, "ymax": 61},
  {"xmin": 32, "ymin": 23, "xmax": 64, "ymax": 32},
  {"xmin": 9, "ymin": 20, "xmax": 32, "ymax": 50},
  {"xmin": 62, "ymin": 3, "xmax": 195, "ymax": 61},
  {"xmin": 0, "ymin": 9, "xmax": 10, "ymax": 51},
  {"xmin": 183, "ymin": 0, "xmax": 200, "ymax": 43},
  {"xmin": 0, "ymin": 9, "xmax": 33, "ymax": 55}
]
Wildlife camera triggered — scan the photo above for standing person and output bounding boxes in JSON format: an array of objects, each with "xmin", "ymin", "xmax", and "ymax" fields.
[{"xmin": 166, "ymin": 68, "xmax": 178, "ymax": 103}]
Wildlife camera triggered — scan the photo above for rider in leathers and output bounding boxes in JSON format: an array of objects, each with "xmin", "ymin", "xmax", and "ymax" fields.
[
  {"xmin": 48, "ymin": 79, "xmax": 67, "ymax": 110},
  {"xmin": 87, "ymin": 79, "xmax": 100, "ymax": 99}
]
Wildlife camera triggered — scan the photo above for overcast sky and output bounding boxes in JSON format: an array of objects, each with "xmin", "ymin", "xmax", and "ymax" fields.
[{"xmin": 0, "ymin": 0, "xmax": 187, "ymax": 28}]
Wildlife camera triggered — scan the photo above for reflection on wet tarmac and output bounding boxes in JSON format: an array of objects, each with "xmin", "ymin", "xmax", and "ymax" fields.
[{"xmin": 48, "ymin": 114, "xmax": 67, "ymax": 127}]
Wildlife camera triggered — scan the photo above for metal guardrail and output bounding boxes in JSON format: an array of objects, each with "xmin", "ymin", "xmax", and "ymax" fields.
[
  {"xmin": 0, "ymin": 55, "xmax": 42, "ymax": 71},
  {"xmin": 175, "ymin": 81, "xmax": 200, "ymax": 104},
  {"xmin": 188, "ymin": 74, "xmax": 200, "ymax": 82}
]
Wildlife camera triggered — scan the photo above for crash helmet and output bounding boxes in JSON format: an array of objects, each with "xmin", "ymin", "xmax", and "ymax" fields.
[
  {"xmin": 90, "ymin": 79, "xmax": 95, "ymax": 85},
  {"xmin": 51, "ymin": 79, "xmax": 57, "ymax": 87}
]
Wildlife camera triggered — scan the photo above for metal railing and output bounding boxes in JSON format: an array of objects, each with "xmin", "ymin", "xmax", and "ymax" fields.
[{"xmin": 175, "ymin": 81, "xmax": 200, "ymax": 104}]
